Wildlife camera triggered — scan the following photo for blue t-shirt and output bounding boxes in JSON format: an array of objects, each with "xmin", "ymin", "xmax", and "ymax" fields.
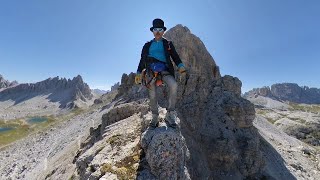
[{"xmin": 148, "ymin": 39, "xmax": 166, "ymax": 63}]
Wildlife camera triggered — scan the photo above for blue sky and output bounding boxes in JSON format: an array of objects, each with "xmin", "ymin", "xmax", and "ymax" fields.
[{"xmin": 0, "ymin": 0, "xmax": 319, "ymax": 92}]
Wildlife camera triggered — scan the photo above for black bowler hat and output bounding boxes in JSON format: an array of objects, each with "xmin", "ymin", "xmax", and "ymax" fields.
[{"xmin": 150, "ymin": 18, "xmax": 167, "ymax": 32}]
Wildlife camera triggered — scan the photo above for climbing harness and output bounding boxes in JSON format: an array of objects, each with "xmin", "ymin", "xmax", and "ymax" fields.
[
  {"xmin": 141, "ymin": 68, "xmax": 170, "ymax": 89},
  {"xmin": 139, "ymin": 57, "xmax": 169, "ymax": 88}
]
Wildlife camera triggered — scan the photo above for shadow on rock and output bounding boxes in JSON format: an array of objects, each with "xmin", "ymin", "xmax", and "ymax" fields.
[{"xmin": 259, "ymin": 134, "xmax": 296, "ymax": 180}]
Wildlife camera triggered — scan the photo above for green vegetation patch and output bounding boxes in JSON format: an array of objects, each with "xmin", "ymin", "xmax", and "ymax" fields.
[
  {"xmin": 289, "ymin": 103, "xmax": 320, "ymax": 113},
  {"xmin": 106, "ymin": 134, "xmax": 123, "ymax": 148},
  {"xmin": 0, "ymin": 120, "xmax": 30, "ymax": 146},
  {"xmin": 0, "ymin": 116, "xmax": 51, "ymax": 147},
  {"xmin": 288, "ymin": 117, "xmax": 306, "ymax": 124},
  {"xmin": 100, "ymin": 144, "xmax": 141, "ymax": 180},
  {"xmin": 255, "ymin": 109, "xmax": 279, "ymax": 124},
  {"xmin": 255, "ymin": 109, "xmax": 269, "ymax": 115},
  {"xmin": 0, "ymin": 111, "xmax": 78, "ymax": 148},
  {"xmin": 266, "ymin": 117, "xmax": 277, "ymax": 124}
]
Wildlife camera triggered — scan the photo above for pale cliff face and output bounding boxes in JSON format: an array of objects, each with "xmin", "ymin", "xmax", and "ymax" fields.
[{"xmin": 244, "ymin": 83, "xmax": 320, "ymax": 104}]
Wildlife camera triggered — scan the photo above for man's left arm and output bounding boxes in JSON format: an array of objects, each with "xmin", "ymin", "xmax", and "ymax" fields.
[{"xmin": 169, "ymin": 41, "xmax": 186, "ymax": 73}]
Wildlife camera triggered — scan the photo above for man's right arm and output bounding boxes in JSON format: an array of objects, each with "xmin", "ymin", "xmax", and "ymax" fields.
[{"xmin": 137, "ymin": 43, "xmax": 148, "ymax": 74}]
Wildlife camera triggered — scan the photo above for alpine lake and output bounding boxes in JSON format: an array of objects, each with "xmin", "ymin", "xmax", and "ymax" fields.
[
  {"xmin": 0, "ymin": 116, "xmax": 53, "ymax": 147},
  {"xmin": 0, "ymin": 127, "xmax": 14, "ymax": 133},
  {"xmin": 27, "ymin": 117, "xmax": 49, "ymax": 124}
]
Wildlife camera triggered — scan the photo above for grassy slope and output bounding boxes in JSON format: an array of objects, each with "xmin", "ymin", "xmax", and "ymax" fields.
[{"xmin": 0, "ymin": 109, "xmax": 83, "ymax": 148}]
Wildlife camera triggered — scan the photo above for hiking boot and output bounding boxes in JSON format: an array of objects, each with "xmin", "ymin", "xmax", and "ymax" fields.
[
  {"xmin": 165, "ymin": 110, "xmax": 178, "ymax": 128},
  {"xmin": 149, "ymin": 114, "xmax": 159, "ymax": 128}
]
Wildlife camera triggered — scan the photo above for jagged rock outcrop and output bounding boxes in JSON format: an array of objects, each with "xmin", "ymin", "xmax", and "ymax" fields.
[
  {"xmin": 244, "ymin": 83, "xmax": 320, "ymax": 104},
  {"xmin": 0, "ymin": 74, "xmax": 18, "ymax": 89},
  {"xmin": 72, "ymin": 102, "xmax": 190, "ymax": 180},
  {"xmin": 0, "ymin": 75, "xmax": 93, "ymax": 108},
  {"xmin": 71, "ymin": 102, "xmax": 148, "ymax": 180},
  {"xmin": 72, "ymin": 75, "xmax": 93, "ymax": 101},
  {"xmin": 101, "ymin": 102, "xmax": 149, "ymax": 134},
  {"xmin": 247, "ymin": 86, "xmax": 272, "ymax": 98},
  {"xmin": 116, "ymin": 73, "xmax": 139, "ymax": 99},
  {"xmin": 176, "ymin": 75, "xmax": 264, "ymax": 179},
  {"xmin": 111, "ymin": 82, "xmax": 120, "ymax": 91},
  {"xmin": 94, "ymin": 25, "xmax": 265, "ymax": 179},
  {"xmin": 140, "ymin": 125, "xmax": 190, "ymax": 180}
]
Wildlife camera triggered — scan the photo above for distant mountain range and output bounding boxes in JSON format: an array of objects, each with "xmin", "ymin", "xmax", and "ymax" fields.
[
  {"xmin": 244, "ymin": 83, "xmax": 320, "ymax": 104},
  {"xmin": 92, "ymin": 89, "xmax": 109, "ymax": 95},
  {"xmin": 0, "ymin": 75, "xmax": 94, "ymax": 120},
  {"xmin": 0, "ymin": 75, "xmax": 93, "ymax": 108},
  {"xmin": 92, "ymin": 82, "xmax": 120, "ymax": 95}
]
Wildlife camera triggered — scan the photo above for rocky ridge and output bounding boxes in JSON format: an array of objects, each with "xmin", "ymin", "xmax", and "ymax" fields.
[
  {"xmin": 0, "ymin": 75, "xmax": 92, "ymax": 103},
  {"xmin": 0, "ymin": 75, "xmax": 94, "ymax": 120},
  {"xmin": 244, "ymin": 83, "xmax": 320, "ymax": 104},
  {"xmin": 111, "ymin": 82, "xmax": 120, "ymax": 92}
]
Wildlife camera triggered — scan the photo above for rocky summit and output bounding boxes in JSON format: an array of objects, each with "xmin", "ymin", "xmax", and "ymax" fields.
[{"xmin": 244, "ymin": 83, "xmax": 320, "ymax": 104}]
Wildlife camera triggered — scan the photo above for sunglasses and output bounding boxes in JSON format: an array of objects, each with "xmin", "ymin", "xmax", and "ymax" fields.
[{"xmin": 153, "ymin": 28, "xmax": 164, "ymax": 32}]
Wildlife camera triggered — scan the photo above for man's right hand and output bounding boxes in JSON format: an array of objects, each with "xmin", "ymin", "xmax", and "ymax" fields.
[{"xmin": 135, "ymin": 74, "xmax": 142, "ymax": 84}]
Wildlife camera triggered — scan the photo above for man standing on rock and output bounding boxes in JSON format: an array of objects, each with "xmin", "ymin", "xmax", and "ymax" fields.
[{"xmin": 135, "ymin": 18, "xmax": 186, "ymax": 128}]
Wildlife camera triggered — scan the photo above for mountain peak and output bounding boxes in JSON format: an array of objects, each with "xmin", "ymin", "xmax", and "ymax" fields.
[
  {"xmin": 169, "ymin": 24, "xmax": 191, "ymax": 33},
  {"xmin": 244, "ymin": 83, "xmax": 320, "ymax": 104},
  {"xmin": 0, "ymin": 74, "xmax": 18, "ymax": 89},
  {"xmin": 74, "ymin": 74, "xmax": 83, "ymax": 80},
  {"xmin": 71, "ymin": 75, "xmax": 84, "ymax": 84},
  {"xmin": 164, "ymin": 25, "xmax": 220, "ymax": 80}
]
